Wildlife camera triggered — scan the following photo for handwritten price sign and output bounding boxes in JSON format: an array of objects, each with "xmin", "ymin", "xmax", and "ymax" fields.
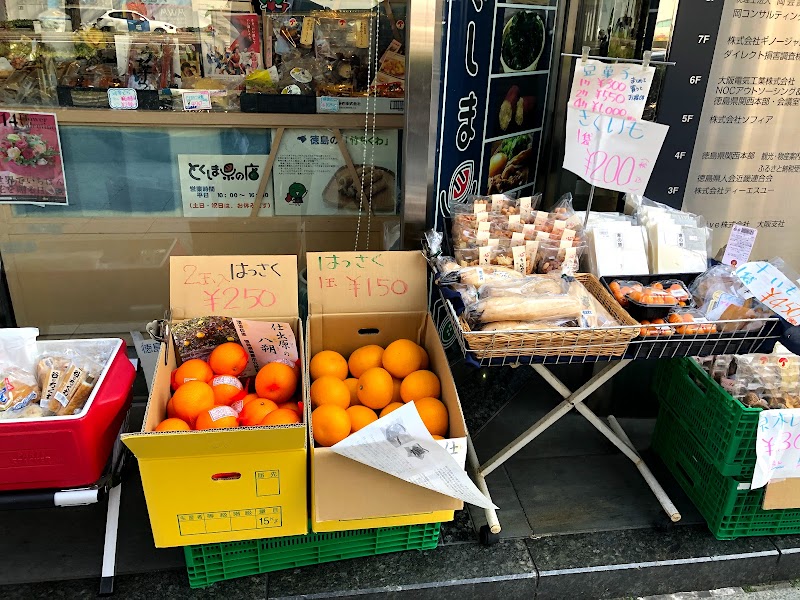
[
  {"xmin": 563, "ymin": 107, "xmax": 669, "ymax": 194},
  {"xmin": 307, "ymin": 251, "xmax": 428, "ymax": 315},
  {"xmin": 736, "ymin": 261, "xmax": 800, "ymax": 326},
  {"xmin": 753, "ymin": 409, "xmax": 800, "ymax": 489},
  {"xmin": 170, "ymin": 255, "xmax": 298, "ymax": 320},
  {"xmin": 568, "ymin": 59, "xmax": 655, "ymax": 120}
]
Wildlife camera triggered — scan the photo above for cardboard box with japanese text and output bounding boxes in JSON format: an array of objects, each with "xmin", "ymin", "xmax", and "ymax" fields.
[
  {"xmin": 306, "ymin": 250, "xmax": 467, "ymax": 532},
  {"xmin": 122, "ymin": 255, "xmax": 307, "ymax": 547}
]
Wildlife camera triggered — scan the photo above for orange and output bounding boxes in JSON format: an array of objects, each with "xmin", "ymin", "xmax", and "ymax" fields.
[
  {"xmin": 195, "ymin": 406, "xmax": 239, "ymax": 430},
  {"xmin": 171, "ymin": 381, "xmax": 215, "ymax": 428},
  {"xmin": 379, "ymin": 402, "xmax": 404, "ymax": 418},
  {"xmin": 344, "ymin": 378, "xmax": 360, "ymax": 406},
  {"xmin": 391, "ymin": 378, "xmax": 402, "ymax": 403},
  {"xmin": 382, "ymin": 339, "xmax": 422, "ymax": 379},
  {"xmin": 432, "ymin": 435, "xmax": 445, "ymax": 441},
  {"xmin": 231, "ymin": 393, "xmax": 258, "ymax": 414},
  {"xmin": 310, "ymin": 350, "xmax": 348, "ymax": 381},
  {"xmin": 413, "ymin": 397, "xmax": 449, "ymax": 437},
  {"xmin": 310, "ymin": 376, "xmax": 351, "ymax": 409},
  {"xmin": 239, "ymin": 398, "xmax": 279, "ymax": 427},
  {"xmin": 278, "ymin": 401, "xmax": 304, "ymax": 416},
  {"xmin": 261, "ymin": 408, "xmax": 301, "ymax": 426},
  {"xmin": 348, "ymin": 345, "xmax": 384, "ymax": 379},
  {"xmin": 171, "ymin": 359, "xmax": 213, "ymax": 391},
  {"xmin": 417, "ymin": 345, "xmax": 430, "ymax": 370},
  {"xmin": 357, "ymin": 367, "xmax": 394, "ymax": 410},
  {"xmin": 400, "ymin": 370, "xmax": 441, "ymax": 403},
  {"xmin": 347, "ymin": 405, "xmax": 378, "ymax": 432},
  {"xmin": 255, "ymin": 362, "xmax": 298, "ymax": 403},
  {"xmin": 312, "ymin": 404, "xmax": 351, "ymax": 447},
  {"xmin": 210, "ymin": 375, "xmax": 246, "ymax": 406},
  {"xmin": 154, "ymin": 418, "xmax": 190, "ymax": 432},
  {"xmin": 208, "ymin": 342, "xmax": 249, "ymax": 377}
]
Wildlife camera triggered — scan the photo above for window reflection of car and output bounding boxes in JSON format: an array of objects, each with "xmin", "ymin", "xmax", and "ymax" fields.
[{"xmin": 96, "ymin": 10, "xmax": 177, "ymax": 34}]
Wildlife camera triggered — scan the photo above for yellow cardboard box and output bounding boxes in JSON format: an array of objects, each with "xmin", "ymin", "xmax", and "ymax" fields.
[
  {"xmin": 306, "ymin": 250, "xmax": 467, "ymax": 532},
  {"xmin": 122, "ymin": 256, "xmax": 308, "ymax": 547}
]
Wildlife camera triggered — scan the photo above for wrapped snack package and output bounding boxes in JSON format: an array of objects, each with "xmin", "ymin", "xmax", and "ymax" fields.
[
  {"xmin": 690, "ymin": 264, "xmax": 772, "ymax": 330},
  {"xmin": 477, "ymin": 274, "xmax": 567, "ymax": 298},
  {"xmin": 37, "ymin": 348, "xmax": 103, "ymax": 416},
  {"xmin": 0, "ymin": 327, "xmax": 40, "ymax": 413}
]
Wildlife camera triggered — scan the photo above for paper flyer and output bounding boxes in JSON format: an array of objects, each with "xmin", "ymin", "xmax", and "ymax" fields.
[
  {"xmin": 752, "ymin": 408, "xmax": 800, "ymax": 489},
  {"xmin": 332, "ymin": 402, "xmax": 497, "ymax": 509},
  {"xmin": 0, "ymin": 111, "xmax": 67, "ymax": 205}
]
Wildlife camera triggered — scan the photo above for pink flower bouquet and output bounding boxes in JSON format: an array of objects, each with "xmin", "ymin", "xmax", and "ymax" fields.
[{"xmin": 1, "ymin": 132, "xmax": 58, "ymax": 168}]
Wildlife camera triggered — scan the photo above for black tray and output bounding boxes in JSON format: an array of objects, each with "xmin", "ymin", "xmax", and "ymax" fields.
[
  {"xmin": 57, "ymin": 86, "xmax": 160, "ymax": 110},
  {"xmin": 601, "ymin": 273, "xmax": 696, "ymax": 321},
  {"xmin": 240, "ymin": 92, "xmax": 317, "ymax": 114}
]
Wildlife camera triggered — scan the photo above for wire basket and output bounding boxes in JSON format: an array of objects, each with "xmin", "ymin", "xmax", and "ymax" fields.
[
  {"xmin": 441, "ymin": 274, "xmax": 782, "ymax": 366},
  {"xmin": 444, "ymin": 273, "xmax": 640, "ymax": 365}
]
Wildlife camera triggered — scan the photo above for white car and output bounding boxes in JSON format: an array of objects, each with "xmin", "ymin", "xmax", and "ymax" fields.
[{"xmin": 96, "ymin": 10, "xmax": 177, "ymax": 34}]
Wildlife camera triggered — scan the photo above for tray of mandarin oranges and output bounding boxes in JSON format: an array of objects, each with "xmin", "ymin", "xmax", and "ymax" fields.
[
  {"xmin": 308, "ymin": 339, "xmax": 449, "ymax": 448},
  {"xmin": 154, "ymin": 339, "xmax": 303, "ymax": 432}
]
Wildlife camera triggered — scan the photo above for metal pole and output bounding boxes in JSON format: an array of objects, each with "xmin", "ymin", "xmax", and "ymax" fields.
[{"xmin": 560, "ymin": 52, "xmax": 676, "ymax": 66}]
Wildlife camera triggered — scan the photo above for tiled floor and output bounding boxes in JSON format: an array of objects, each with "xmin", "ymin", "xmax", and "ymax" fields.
[{"xmin": 3, "ymin": 360, "xmax": 800, "ymax": 598}]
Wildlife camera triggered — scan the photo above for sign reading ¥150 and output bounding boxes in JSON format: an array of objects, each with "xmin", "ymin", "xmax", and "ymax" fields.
[{"xmin": 0, "ymin": 111, "xmax": 67, "ymax": 206}]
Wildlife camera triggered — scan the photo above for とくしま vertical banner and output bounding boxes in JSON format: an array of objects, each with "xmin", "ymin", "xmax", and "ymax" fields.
[
  {"xmin": 0, "ymin": 111, "xmax": 67, "ymax": 206},
  {"xmin": 432, "ymin": 0, "xmax": 560, "ymax": 233}
]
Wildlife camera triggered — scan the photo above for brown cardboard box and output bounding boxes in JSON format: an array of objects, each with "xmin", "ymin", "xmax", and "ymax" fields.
[{"xmin": 306, "ymin": 250, "xmax": 467, "ymax": 532}]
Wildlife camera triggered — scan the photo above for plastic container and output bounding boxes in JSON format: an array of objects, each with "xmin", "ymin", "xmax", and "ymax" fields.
[
  {"xmin": 603, "ymin": 276, "xmax": 694, "ymax": 321},
  {"xmin": 653, "ymin": 358, "xmax": 760, "ymax": 478},
  {"xmin": 184, "ymin": 522, "xmax": 441, "ymax": 588},
  {"xmin": 653, "ymin": 405, "xmax": 800, "ymax": 540},
  {"xmin": 0, "ymin": 338, "xmax": 134, "ymax": 491}
]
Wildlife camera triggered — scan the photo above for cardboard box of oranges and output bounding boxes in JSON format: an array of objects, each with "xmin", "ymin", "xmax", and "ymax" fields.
[
  {"xmin": 306, "ymin": 250, "xmax": 468, "ymax": 532},
  {"xmin": 122, "ymin": 256, "xmax": 308, "ymax": 548}
]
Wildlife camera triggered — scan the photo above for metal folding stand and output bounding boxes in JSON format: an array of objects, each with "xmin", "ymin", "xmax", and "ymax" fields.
[
  {"xmin": 467, "ymin": 360, "xmax": 680, "ymax": 543},
  {"xmin": 0, "ymin": 412, "xmax": 130, "ymax": 595}
]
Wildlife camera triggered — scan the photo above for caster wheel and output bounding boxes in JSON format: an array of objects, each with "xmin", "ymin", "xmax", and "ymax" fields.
[{"xmin": 479, "ymin": 524, "xmax": 499, "ymax": 546}]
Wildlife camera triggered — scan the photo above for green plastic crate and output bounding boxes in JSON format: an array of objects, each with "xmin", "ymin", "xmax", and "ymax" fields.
[
  {"xmin": 653, "ymin": 405, "xmax": 800, "ymax": 540},
  {"xmin": 654, "ymin": 358, "xmax": 761, "ymax": 478},
  {"xmin": 184, "ymin": 522, "xmax": 441, "ymax": 588}
]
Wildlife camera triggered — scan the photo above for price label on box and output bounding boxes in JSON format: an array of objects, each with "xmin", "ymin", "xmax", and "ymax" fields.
[
  {"xmin": 107, "ymin": 88, "xmax": 138, "ymax": 110},
  {"xmin": 319, "ymin": 96, "xmax": 340, "ymax": 112},
  {"xmin": 183, "ymin": 91, "xmax": 212, "ymax": 111}
]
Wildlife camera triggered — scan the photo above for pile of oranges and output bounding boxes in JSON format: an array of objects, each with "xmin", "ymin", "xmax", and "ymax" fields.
[
  {"xmin": 309, "ymin": 339, "xmax": 449, "ymax": 447},
  {"xmin": 154, "ymin": 342, "xmax": 302, "ymax": 432}
]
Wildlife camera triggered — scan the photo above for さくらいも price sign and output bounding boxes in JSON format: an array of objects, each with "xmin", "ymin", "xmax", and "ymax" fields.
[
  {"xmin": 736, "ymin": 261, "xmax": 800, "ymax": 326},
  {"xmin": 563, "ymin": 107, "xmax": 669, "ymax": 195},
  {"xmin": 170, "ymin": 256, "xmax": 298, "ymax": 320}
]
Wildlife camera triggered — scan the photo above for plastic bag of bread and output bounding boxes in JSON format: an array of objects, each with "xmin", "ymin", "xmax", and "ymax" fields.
[
  {"xmin": 478, "ymin": 274, "xmax": 567, "ymax": 298},
  {"xmin": 464, "ymin": 280, "xmax": 582, "ymax": 325},
  {"xmin": 436, "ymin": 256, "xmax": 523, "ymax": 287},
  {"xmin": 565, "ymin": 278, "xmax": 622, "ymax": 328},
  {"xmin": 690, "ymin": 264, "xmax": 772, "ymax": 331}
]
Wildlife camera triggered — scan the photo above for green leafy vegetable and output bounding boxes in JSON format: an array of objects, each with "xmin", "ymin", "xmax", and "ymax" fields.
[{"xmin": 501, "ymin": 12, "xmax": 545, "ymax": 71}]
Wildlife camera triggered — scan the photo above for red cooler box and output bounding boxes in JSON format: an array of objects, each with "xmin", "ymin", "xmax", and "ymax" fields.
[{"xmin": 0, "ymin": 338, "xmax": 135, "ymax": 491}]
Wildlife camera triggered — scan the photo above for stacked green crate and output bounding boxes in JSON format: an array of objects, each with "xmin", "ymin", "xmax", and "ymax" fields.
[
  {"xmin": 184, "ymin": 522, "xmax": 441, "ymax": 588},
  {"xmin": 653, "ymin": 358, "xmax": 800, "ymax": 540}
]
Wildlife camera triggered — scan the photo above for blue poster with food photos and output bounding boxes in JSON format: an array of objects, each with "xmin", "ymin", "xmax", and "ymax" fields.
[
  {"xmin": 428, "ymin": 0, "xmax": 559, "ymax": 343},
  {"xmin": 431, "ymin": 0, "xmax": 559, "ymax": 235}
]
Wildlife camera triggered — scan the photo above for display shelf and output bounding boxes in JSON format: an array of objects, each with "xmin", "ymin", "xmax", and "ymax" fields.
[
  {"xmin": 0, "ymin": 107, "xmax": 404, "ymax": 130},
  {"xmin": 0, "ymin": 213, "xmax": 398, "ymax": 235}
]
